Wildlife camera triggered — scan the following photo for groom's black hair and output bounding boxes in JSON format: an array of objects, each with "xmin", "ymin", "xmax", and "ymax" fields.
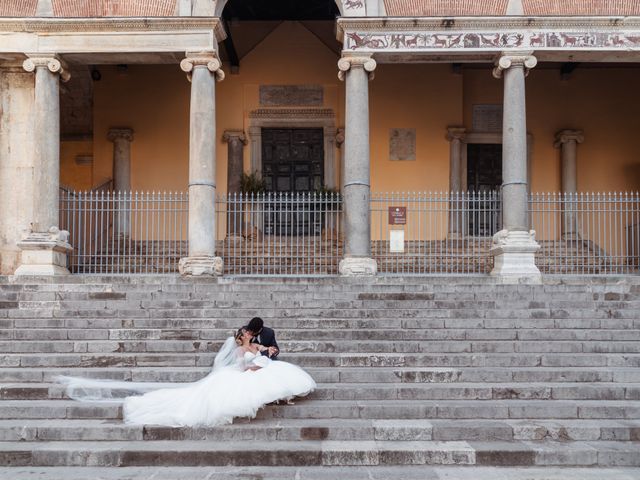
[{"xmin": 247, "ymin": 317, "xmax": 264, "ymax": 333}]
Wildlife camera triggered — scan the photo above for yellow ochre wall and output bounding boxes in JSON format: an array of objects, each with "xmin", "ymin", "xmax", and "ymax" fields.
[
  {"xmin": 463, "ymin": 66, "xmax": 640, "ymax": 192},
  {"xmin": 60, "ymin": 21, "xmax": 640, "ymax": 195}
]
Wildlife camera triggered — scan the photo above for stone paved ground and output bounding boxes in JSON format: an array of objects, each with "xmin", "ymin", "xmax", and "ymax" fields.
[{"xmin": 0, "ymin": 275, "xmax": 638, "ymax": 479}]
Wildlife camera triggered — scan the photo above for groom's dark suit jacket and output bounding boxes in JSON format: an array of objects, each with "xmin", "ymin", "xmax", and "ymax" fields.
[{"xmin": 251, "ymin": 326, "xmax": 279, "ymax": 359}]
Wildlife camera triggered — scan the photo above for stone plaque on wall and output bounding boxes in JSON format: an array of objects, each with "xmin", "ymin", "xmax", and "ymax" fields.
[
  {"xmin": 259, "ymin": 85, "xmax": 323, "ymax": 107},
  {"xmin": 389, "ymin": 128, "xmax": 416, "ymax": 161},
  {"xmin": 472, "ymin": 104, "xmax": 503, "ymax": 132}
]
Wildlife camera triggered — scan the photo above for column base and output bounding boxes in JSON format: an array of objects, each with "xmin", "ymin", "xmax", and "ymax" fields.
[
  {"xmin": 490, "ymin": 229, "xmax": 542, "ymax": 284},
  {"xmin": 339, "ymin": 256, "xmax": 377, "ymax": 276},
  {"xmin": 179, "ymin": 256, "xmax": 224, "ymax": 277},
  {"xmin": 15, "ymin": 227, "xmax": 73, "ymax": 276}
]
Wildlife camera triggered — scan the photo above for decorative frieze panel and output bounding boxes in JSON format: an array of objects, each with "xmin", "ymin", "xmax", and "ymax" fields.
[{"xmin": 344, "ymin": 30, "xmax": 640, "ymax": 52}]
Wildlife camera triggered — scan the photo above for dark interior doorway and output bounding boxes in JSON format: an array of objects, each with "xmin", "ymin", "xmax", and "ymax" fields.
[
  {"xmin": 262, "ymin": 128, "xmax": 324, "ymax": 193},
  {"xmin": 467, "ymin": 144, "xmax": 502, "ymax": 236}
]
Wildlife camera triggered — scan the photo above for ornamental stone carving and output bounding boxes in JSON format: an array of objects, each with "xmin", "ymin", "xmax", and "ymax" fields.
[
  {"xmin": 22, "ymin": 56, "xmax": 70, "ymax": 82},
  {"xmin": 337, "ymin": 56, "xmax": 377, "ymax": 81},
  {"xmin": 222, "ymin": 130, "xmax": 247, "ymax": 145},
  {"xmin": 554, "ymin": 129, "xmax": 584, "ymax": 148},
  {"xmin": 180, "ymin": 54, "xmax": 225, "ymax": 82},
  {"xmin": 107, "ymin": 127, "xmax": 134, "ymax": 143},
  {"xmin": 492, "ymin": 53, "xmax": 537, "ymax": 78}
]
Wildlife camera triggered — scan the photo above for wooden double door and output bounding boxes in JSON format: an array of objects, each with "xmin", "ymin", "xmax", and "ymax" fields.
[{"xmin": 261, "ymin": 128, "xmax": 325, "ymax": 235}]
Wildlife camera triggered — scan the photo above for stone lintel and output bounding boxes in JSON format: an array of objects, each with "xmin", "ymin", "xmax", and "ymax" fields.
[
  {"xmin": 179, "ymin": 256, "xmax": 224, "ymax": 277},
  {"xmin": 339, "ymin": 257, "xmax": 377, "ymax": 276}
]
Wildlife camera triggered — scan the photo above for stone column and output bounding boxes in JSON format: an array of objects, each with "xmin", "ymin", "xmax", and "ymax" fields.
[
  {"xmin": 490, "ymin": 53, "xmax": 541, "ymax": 283},
  {"xmin": 108, "ymin": 128, "xmax": 134, "ymax": 237},
  {"xmin": 337, "ymin": 56, "xmax": 377, "ymax": 276},
  {"xmin": 178, "ymin": 53, "xmax": 225, "ymax": 276},
  {"xmin": 222, "ymin": 130, "xmax": 247, "ymax": 238},
  {"xmin": 447, "ymin": 127, "xmax": 466, "ymax": 237},
  {"xmin": 15, "ymin": 56, "xmax": 72, "ymax": 276},
  {"xmin": 555, "ymin": 130, "xmax": 584, "ymax": 238}
]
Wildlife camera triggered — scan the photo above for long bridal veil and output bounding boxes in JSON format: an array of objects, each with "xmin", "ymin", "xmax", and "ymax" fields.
[{"xmin": 57, "ymin": 336, "xmax": 240, "ymax": 402}]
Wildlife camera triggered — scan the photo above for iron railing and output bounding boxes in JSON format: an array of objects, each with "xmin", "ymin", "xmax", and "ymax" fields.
[
  {"xmin": 218, "ymin": 192, "xmax": 343, "ymax": 275},
  {"xmin": 60, "ymin": 190, "xmax": 188, "ymax": 274},
  {"xmin": 58, "ymin": 189, "xmax": 640, "ymax": 276},
  {"xmin": 371, "ymin": 191, "xmax": 501, "ymax": 275},
  {"xmin": 529, "ymin": 192, "xmax": 640, "ymax": 275}
]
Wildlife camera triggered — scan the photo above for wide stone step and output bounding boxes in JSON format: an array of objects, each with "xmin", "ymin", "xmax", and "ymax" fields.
[
  {"xmin": 2, "ymin": 466, "xmax": 640, "ymax": 480},
  {"xmin": 6, "ymin": 366, "xmax": 640, "ymax": 384},
  {"xmin": 3, "ymin": 400, "xmax": 640, "ymax": 421},
  {"xmin": 3, "ymin": 352, "xmax": 640, "ymax": 368},
  {"xmin": 0, "ymin": 439, "xmax": 638, "ymax": 467},
  {"xmin": 3, "ymin": 382, "xmax": 640, "ymax": 401},
  {"xmin": 3, "ymin": 339, "xmax": 640, "ymax": 354},
  {"xmin": 1, "ymin": 418, "xmax": 638, "ymax": 443}
]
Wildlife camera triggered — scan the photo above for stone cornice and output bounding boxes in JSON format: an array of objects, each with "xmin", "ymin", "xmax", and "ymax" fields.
[
  {"xmin": 0, "ymin": 17, "xmax": 226, "ymax": 41},
  {"xmin": 249, "ymin": 109, "xmax": 336, "ymax": 120}
]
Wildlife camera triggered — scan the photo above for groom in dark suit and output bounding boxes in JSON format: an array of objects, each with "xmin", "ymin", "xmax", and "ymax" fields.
[{"xmin": 247, "ymin": 317, "xmax": 279, "ymax": 359}]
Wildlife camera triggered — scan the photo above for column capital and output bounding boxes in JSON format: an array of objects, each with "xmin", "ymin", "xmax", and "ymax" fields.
[
  {"xmin": 492, "ymin": 53, "xmax": 537, "ymax": 79},
  {"xmin": 107, "ymin": 127, "xmax": 134, "ymax": 143},
  {"xmin": 338, "ymin": 55, "xmax": 377, "ymax": 81},
  {"xmin": 222, "ymin": 130, "xmax": 247, "ymax": 145},
  {"xmin": 446, "ymin": 127, "xmax": 466, "ymax": 142},
  {"xmin": 554, "ymin": 129, "xmax": 584, "ymax": 148},
  {"xmin": 180, "ymin": 53, "xmax": 225, "ymax": 82},
  {"xmin": 22, "ymin": 55, "xmax": 70, "ymax": 82}
]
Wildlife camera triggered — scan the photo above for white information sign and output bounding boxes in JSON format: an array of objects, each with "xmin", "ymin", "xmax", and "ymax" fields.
[{"xmin": 390, "ymin": 230, "xmax": 405, "ymax": 253}]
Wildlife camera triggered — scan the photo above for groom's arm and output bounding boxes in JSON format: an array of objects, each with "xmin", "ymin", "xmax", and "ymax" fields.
[{"xmin": 261, "ymin": 328, "xmax": 279, "ymax": 358}]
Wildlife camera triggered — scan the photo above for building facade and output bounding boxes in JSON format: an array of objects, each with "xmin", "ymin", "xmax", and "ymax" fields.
[{"xmin": 0, "ymin": 0, "xmax": 639, "ymax": 280}]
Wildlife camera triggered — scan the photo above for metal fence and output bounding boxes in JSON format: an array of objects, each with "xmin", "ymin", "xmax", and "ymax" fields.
[
  {"xmin": 218, "ymin": 192, "xmax": 343, "ymax": 275},
  {"xmin": 371, "ymin": 191, "xmax": 501, "ymax": 274},
  {"xmin": 59, "ymin": 189, "xmax": 640, "ymax": 276},
  {"xmin": 60, "ymin": 190, "xmax": 188, "ymax": 274},
  {"xmin": 530, "ymin": 192, "xmax": 640, "ymax": 275}
]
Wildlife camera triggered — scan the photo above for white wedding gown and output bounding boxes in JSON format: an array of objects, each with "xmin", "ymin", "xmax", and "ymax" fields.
[{"xmin": 58, "ymin": 340, "xmax": 316, "ymax": 427}]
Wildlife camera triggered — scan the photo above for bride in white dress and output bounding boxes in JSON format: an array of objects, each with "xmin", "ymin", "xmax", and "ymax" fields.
[{"xmin": 58, "ymin": 327, "xmax": 316, "ymax": 427}]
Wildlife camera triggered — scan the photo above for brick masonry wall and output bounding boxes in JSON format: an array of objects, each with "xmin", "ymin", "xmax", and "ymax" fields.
[
  {"xmin": 0, "ymin": 0, "xmax": 37, "ymax": 16},
  {"xmin": 383, "ymin": 0, "xmax": 508, "ymax": 16},
  {"xmin": 52, "ymin": 0, "xmax": 177, "ymax": 17},
  {"xmin": 523, "ymin": 0, "xmax": 640, "ymax": 15}
]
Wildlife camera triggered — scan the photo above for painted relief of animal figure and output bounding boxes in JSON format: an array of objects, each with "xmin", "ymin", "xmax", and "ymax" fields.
[
  {"xmin": 480, "ymin": 34, "xmax": 500, "ymax": 46},
  {"xmin": 530, "ymin": 33, "xmax": 545, "ymax": 47},
  {"xmin": 609, "ymin": 34, "xmax": 626, "ymax": 46},
  {"xmin": 346, "ymin": 32, "xmax": 387, "ymax": 49},
  {"xmin": 560, "ymin": 33, "xmax": 580, "ymax": 47},
  {"xmin": 431, "ymin": 35, "xmax": 449, "ymax": 48},
  {"xmin": 449, "ymin": 34, "xmax": 464, "ymax": 47},
  {"xmin": 344, "ymin": 0, "xmax": 364, "ymax": 9},
  {"xmin": 405, "ymin": 34, "xmax": 420, "ymax": 48}
]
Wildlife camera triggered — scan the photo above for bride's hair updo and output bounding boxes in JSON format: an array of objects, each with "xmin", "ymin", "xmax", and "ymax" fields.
[{"xmin": 234, "ymin": 327, "xmax": 247, "ymax": 346}]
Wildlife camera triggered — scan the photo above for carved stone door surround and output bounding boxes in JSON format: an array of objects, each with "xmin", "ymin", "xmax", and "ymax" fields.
[{"xmin": 248, "ymin": 108, "xmax": 338, "ymax": 189}]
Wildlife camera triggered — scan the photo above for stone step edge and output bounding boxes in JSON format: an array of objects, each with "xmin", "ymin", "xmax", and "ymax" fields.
[{"xmin": 0, "ymin": 440, "xmax": 639, "ymax": 467}]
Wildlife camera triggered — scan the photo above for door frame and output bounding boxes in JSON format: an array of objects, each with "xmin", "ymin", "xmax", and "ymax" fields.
[
  {"xmin": 248, "ymin": 108, "xmax": 338, "ymax": 189},
  {"xmin": 461, "ymin": 132, "xmax": 534, "ymax": 193}
]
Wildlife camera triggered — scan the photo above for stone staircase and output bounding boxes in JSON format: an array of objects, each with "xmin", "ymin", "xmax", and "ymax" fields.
[{"xmin": 0, "ymin": 275, "xmax": 639, "ymax": 479}]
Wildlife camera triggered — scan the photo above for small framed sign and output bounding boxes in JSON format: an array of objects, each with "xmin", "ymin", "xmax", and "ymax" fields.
[
  {"xmin": 388, "ymin": 207, "xmax": 407, "ymax": 225},
  {"xmin": 390, "ymin": 230, "xmax": 405, "ymax": 253}
]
